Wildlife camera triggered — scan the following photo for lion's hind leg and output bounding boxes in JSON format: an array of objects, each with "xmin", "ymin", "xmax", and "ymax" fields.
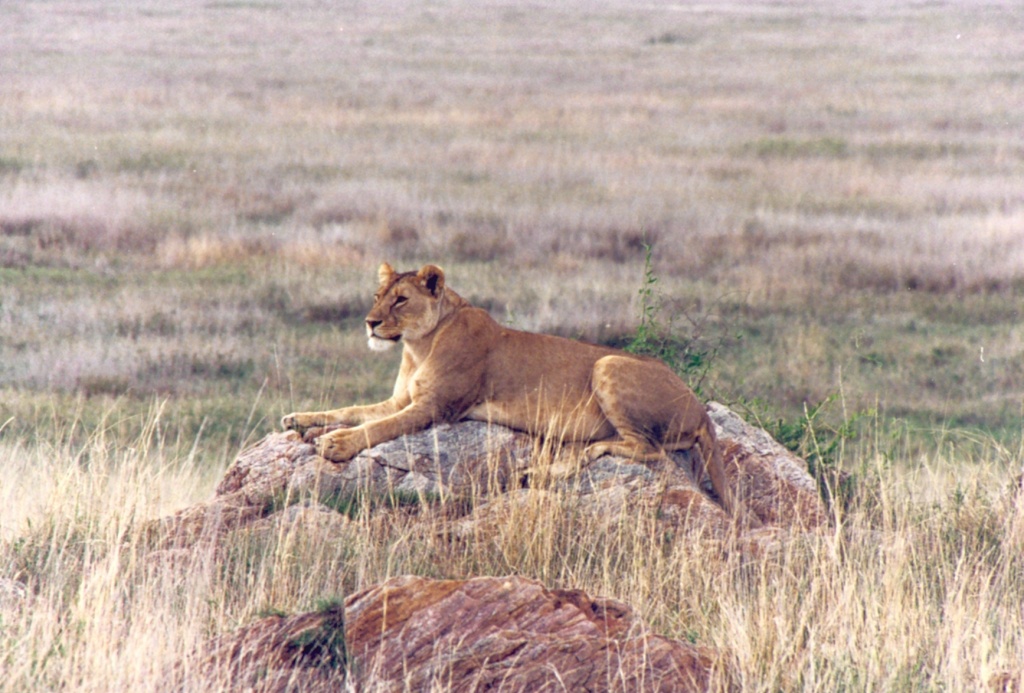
[
  {"xmin": 583, "ymin": 437, "xmax": 665, "ymax": 464},
  {"xmin": 583, "ymin": 354, "xmax": 677, "ymax": 464}
]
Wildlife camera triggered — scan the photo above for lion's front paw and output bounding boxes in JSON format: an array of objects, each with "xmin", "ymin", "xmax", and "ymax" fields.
[
  {"xmin": 582, "ymin": 442, "xmax": 613, "ymax": 463},
  {"xmin": 281, "ymin": 412, "xmax": 321, "ymax": 434},
  {"xmin": 316, "ymin": 429, "xmax": 365, "ymax": 463}
]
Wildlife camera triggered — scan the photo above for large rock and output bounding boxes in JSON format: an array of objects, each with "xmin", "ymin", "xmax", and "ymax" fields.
[
  {"xmin": 452, "ymin": 403, "xmax": 829, "ymax": 547},
  {"xmin": 147, "ymin": 421, "xmax": 530, "ymax": 550},
  {"xmin": 146, "ymin": 403, "xmax": 828, "ymax": 551},
  {"xmin": 169, "ymin": 575, "xmax": 724, "ymax": 692},
  {"xmin": 221, "ymin": 419, "xmax": 532, "ymax": 501},
  {"xmin": 707, "ymin": 401, "xmax": 830, "ymax": 530}
]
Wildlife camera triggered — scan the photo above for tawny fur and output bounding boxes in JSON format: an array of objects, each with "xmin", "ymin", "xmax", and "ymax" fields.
[{"xmin": 282, "ymin": 263, "xmax": 737, "ymax": 518}]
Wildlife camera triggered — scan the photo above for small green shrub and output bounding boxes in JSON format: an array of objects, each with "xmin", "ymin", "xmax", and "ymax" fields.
[
  {"xmin": 287, "ymin": 603, "xmax": 347, "ymax": 671},
  {"xmin": 623, "ymin": 244, "xmax": 721, "ymax": 392},
  {"xmin": 753, "ymin": 394, "xmax": 867, "ymax": 510}
]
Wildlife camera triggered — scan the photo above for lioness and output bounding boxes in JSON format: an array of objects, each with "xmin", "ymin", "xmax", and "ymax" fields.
[{"xmin": 283, "ymin": 263, "xmax": 737, "ymax": 518}]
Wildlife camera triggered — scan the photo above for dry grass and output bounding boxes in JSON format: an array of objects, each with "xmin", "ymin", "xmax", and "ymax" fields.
[
  {"xmin": 2, "ymin": 0, "xmax": 1023, "ymax": 688},
  {"xmin": 0, "ymin": 406, "xmax": 1022, "ymax": 690}
]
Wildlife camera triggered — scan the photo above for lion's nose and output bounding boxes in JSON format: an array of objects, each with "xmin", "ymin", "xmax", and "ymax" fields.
[{"xmin": 366, "ymin": 319, "xmax": 382, "ymax": 331}]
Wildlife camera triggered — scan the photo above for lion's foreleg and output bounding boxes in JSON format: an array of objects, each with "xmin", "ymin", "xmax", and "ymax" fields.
[
  {"xmin": 316, "ymin": 402, "xmax": 438, "ymax": 462},
  {"xmin": 281, "ymin": 398, "xmax": 406, "ymax": 434}
]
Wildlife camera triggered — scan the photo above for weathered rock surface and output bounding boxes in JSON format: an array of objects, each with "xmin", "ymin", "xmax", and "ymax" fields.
[
  {"xmin": 146, "ymin": 403, "xmax": 828, "ymax": 551},
  {"xmin": 347, "ymin": 574, "xmax": 723, "ymax": 692},
  {"xmin": 220, "ymin": 420, "xmax": 532, "ymax": 502},
  {"xmin": 707, "ymin": 402, "xmax": 829, "ymax": 530},
  {"xmin": 169, "ymin": 575, "xmax": 724, "ymax": 692},
  {"xmin": 451, "ymin": 403, "xmax": 829, "ymax": 548},
  {"xmin": 147, "ymin": 421, "xmax": 530, "ymax": 550}
]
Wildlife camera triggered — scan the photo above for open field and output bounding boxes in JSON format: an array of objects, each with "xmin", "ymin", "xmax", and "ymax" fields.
[{"xmin": 2, "ymin": 0, "xmax": 1023, "ymax": 689}]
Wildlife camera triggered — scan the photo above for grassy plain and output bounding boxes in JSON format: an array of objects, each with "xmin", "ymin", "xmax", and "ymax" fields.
[{"xmin": 1, "ymin": 0, "xmax": 1023, "ymax": 689}]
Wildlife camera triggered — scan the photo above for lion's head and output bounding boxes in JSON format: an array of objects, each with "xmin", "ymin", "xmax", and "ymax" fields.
[{"xmin": 364, "ymin": 263, "xmax": 447, "ymax": 352}]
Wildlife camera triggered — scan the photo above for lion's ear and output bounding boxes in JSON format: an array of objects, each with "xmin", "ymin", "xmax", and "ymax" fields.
[
  {"xmin": 416, "ymin": 264, "xmax": 445, "ymax": 297},
  {"xmin": 378, "ymin": 262, "xmax": 396, "ymax": 286}
]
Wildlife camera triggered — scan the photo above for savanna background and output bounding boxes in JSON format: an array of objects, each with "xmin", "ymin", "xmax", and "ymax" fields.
[{"xmin": 1, "ymin": 0, "xmax": 1022, "ymax": 689}]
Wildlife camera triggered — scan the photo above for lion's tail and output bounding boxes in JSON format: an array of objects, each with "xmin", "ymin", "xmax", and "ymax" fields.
[
  {"xmin": 695, "ymin": 423, "xmax": 736, "ymax": 518},
  {"xmin": 696, "ymin": 424, "xmax": 764, "ymax": 529}
]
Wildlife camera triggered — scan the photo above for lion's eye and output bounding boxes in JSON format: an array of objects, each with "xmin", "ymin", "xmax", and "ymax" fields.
[{"xmin": 394, "ymin": 296, "xmax": 408, "ymax": 306}]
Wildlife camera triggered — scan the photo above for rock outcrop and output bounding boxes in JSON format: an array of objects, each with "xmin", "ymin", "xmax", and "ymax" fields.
[
  {"xmin": 149, "ymin": 402, "xmax": 827, "ymax": 692},
  {"xmin": 147, "ymin": 402, "xmax": 827, "ymax": 553},
  {"xmin": 222, "ymin": 419, "xmax": 532, "ymax": 501},
  {"xmin": 169, "ymin": 575, "xmax": 724, "ymax": 692},
  {"xmin": 448, "ymin": 403, "xmax": 830, "ymax": 554},
  {"xmin": 146, "ymin": 420, "xmax": 533, "ymax": 551}
]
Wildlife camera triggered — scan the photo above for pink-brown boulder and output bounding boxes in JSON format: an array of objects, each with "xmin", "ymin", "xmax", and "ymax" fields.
[
  {"xmin": 168, "ymin": 575, "xmax": 726, "ymax": 692},
  {"xmin": 346, "ymin": 575, "xmax": 724, "ymax": 692}
]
